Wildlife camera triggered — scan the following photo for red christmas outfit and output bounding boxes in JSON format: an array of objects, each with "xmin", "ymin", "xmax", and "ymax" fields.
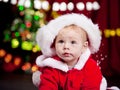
[{"xmin": 36, "ymin": 49, "xmax": 102, "ymax": 90}]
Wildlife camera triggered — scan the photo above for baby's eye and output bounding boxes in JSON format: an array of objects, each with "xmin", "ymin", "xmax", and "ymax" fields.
[
  {"xmin": 71, "ymin": 41, "xmax": 76, "ymax": 44},
  {"xmin": 58, "ymin": 40, "xmax": 64, "ymax": 43}
]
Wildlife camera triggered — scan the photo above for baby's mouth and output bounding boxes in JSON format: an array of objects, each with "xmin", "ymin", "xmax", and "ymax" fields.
[{"xmin": 63, "ymin": 53, "xmax": 71, "ymax": 57}]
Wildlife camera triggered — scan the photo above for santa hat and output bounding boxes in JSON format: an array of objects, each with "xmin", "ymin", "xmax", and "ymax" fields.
[{"xmin": 36, "ymin": 13, "xmax": 101, "ymax": 57}]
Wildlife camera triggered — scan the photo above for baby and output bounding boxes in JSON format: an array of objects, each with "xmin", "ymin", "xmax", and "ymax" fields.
[{"xmin": 32, "ymin": 13, "xmax": 107, "ymax": 90}]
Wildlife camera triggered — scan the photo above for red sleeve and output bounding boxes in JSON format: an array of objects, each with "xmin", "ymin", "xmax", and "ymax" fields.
[
  {"xmin": 82, "ymin": 59, "xmax": 102, "ymax": 90},
  {"xmin": 39, "ymin": 67, "xmax": 59, "ymax": 90}
]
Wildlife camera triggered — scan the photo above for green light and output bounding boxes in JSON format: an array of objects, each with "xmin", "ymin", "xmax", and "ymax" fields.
[
  {"xmin": 11, "ymin": 25, "xmax": 17, "ymax": 31},
  {"xmin": 11, "ymin": 39, "xmax": 19, "ymax": 48},
  {"xmin": 25, "ymin": 15, "xmax": 32, "ymax": 21},
  {"xmin": 4, "ymin": 34, "xmax": 10, "ymax": 41},
  {"xmin": 15, "ymin": 32, "xmax": 20, "ymax": 37},
  {"xmin": 21, "ymin": 23, "xmax": 25, "ymax": 28},
  {"xmin": 35, "ymin": 44, "xmax": 41, "ymax": 51},
  {"xmin": 34, "ymin": 15, "xmax": 40, "ymax": 21},
  {"xmin": 21, "ymin": 41, "xmax": 32, "ymax": 51},
  {"xmin": 18, "ymin": 6, "xmax": 24, "ymax": 11}
]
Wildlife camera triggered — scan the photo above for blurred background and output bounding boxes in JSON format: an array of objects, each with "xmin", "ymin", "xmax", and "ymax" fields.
[{"xmin": 0, "ymin": 0, "xmax": 120, "ymax": 90}]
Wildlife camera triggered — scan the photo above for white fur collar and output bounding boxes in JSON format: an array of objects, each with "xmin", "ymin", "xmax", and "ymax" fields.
[{"xmin": 36, "ymin": 48, "xmax": 91, "ymax": 72}]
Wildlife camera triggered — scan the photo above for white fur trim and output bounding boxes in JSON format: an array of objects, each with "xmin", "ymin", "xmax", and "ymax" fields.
[
  {"xmin": 36, "ymin": 13, "xmax": 101, "ymax": 56},
  {"xmin": 32, "ymin": 71, "xmax": 41, "ymax": 87},
  {"xmin": 36, "ymin": 48, "xmax": 91, "ymax": 72},
  {"xmin": 36, "ymin": 55, "xmax": 47, "ymax": 66},
  {"xmin": 107, "ymin": 86, "xmax": 120, "ymax": 90},
  {"xmin": 100, "ymin": 77, "xmax": 107, "ymax": 90},
  {"xmin": 41, "ymin": 58, "xmax": 68, "ymax": 72},
  {"xmin": 36, "ymin": 56, "xmax": 69, "ymax": 72},
  {"xmin": 74, "ymin": 48, "xmax": 90, "ymax": 70}
]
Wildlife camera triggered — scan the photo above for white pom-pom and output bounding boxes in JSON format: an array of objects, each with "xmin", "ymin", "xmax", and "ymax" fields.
[
  {"xmin": 100, "ymin": 77, "xmax": 107, "ymax": 90},
  {"xmin": 107, "ymin": 86, "xmax": 120, "ymax": 90},
  {"xmin": 32, "ymin": 71, "xmax": 41, "ymax": 87}
]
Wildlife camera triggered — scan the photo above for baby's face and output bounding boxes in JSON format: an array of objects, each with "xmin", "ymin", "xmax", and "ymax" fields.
[{"xmin": 55, "ymin": 25, "xmax": 88, "ymax": 66}]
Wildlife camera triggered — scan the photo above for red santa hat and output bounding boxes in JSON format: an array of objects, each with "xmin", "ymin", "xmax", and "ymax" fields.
[{"xmin": 36, "ymin": 13, "xmax": 101, "ymax": 57}]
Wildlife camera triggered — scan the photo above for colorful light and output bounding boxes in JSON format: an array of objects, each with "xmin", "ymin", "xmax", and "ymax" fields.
[
  {"xmin": 4, "ymin": 34, "xmax": 10, "ymax": 41},
  {"xmin": 104, "ymin": 28, "xmax": 120, "ymax": 38},
  {"xmin": 21, "ymin": 23, "xmax": 26, "ymax": 28},
  {"xmin": 34, "ymin": 0, "xmax": 42, "ymax": 9},
  {"xmin": 92, "ymin": 1, "xmax": 100, "ymax": 10},
  {"xmin": 21, "ymin": 41, "xmax": 32, "ymax": 50},
  {"xmin": 18, "ymin": 0, "xmax": 25, "ymax": 6},
  {"xmin": 25, "ymin": 21, "xmax": 32, "ymax": 28},
  {"xmin": 11, "ymin": 38, "xmax": 19, "ymax": 48},
  {"xmin": 110, "ymin": 30, "xmax": 116, "ymax": 37},
  {"xmin": 26, "ymin": 33, "xmax": 31, "ymax": 39},
  {"xmin": 76, "ymin": 2, "xmax": 85, "ymax": 11},
  {"xmin": 0, "ymin": 49, "xmax": 6, "ymax": 57},
  {"xmin": 86, "ymin": 2, "xmax": 92, "ymax": 11},
  {"xmin": 41, "ymin": 1, "xmax": 49, "ymax": 10},
  {"xmin": 59, "ymin": 2, "xmax": 67, "ymax": 11},
  {"xmin": 104, "ymin": 29, "xmax": 110, "ymax": 38},
  {"xmin": 34, "ymin": 15, "xmax": 40, "ymax": 21},
  {"xmin": 52, "ymin": 2, "xmax": 60, "ymax": 11},
  {"xmin": 2, "ymin": 0, "xmax": 9, "ymax": 3},
  {"xmin": 32, "ymin": 45, "xmax": 40, "ymax": 53},
  {"xmin": 15, "ymin": 32, "xmax": 20, "ymax": 37},
  {"xmin": 21, "ymin": 62, "xmax": 31, "ymax": 71},
  {"xmin": 10, "ymin": 0, "xmax": 17, "ymax": 5},
  {"xmin": 4, "ymin": 54, "xmax": 12, "ymax": 63},
  {"xmin": 116, "ymin": 28, "xmax": 120, "ymax": 36},
  {"xmin": 31, "ymin": 65, "xmax": 38, "ymax": 72},
  {"xmin": 24, "ymin": 0, "xmax": 31, "ymax": 8},
  {"xmin": 18, "ymin": 5, "xmax": 24, "ymax": 11},
  {"xmin": 67, "ymin": 2, "xmax": 74, "ymax": 11},
  {"xmin": 14, "ymin": 57, "xmax": 21, "ymax": 66}
]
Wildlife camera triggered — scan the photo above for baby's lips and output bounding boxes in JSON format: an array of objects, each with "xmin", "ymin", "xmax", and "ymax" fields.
[{"xmin": 63, "ymin": 53, "xmax": 71, "ymax": 57}]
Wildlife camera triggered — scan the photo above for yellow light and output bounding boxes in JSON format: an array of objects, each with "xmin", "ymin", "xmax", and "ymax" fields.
[
  {"xmin": 34, "ymin": 11, "xmax": 40, "ymax": 16},
  {"xmin": 32, "ymin": 47, "xmax": 37, "ymax": 53},
  {"xmin": 11, "ymin": 39, "xmax": 19, "ymax": 48},
  {"xmin": 0, "ymin": 49, "xmax": 6, "ymax": 57},
  {"xmin": 116, "ymin": 28, "xmax": 120, "ymax": 36},
  {"xmin": 104, "ymin": 29, "xmax": 110, "ymax": 38},
  {"xmin": 26, "ymin": 33, "xmax": 31, "ymax": 39},
  {"xmin": 110, "ymin": 30, "xmax": 116, "ymax": 37},
  {"xmin": 39, "ymin": 19, "xmax": 45, "ymax": 26},
  {"xmin": 32, "ymin": 45, "xmax": 40, "ymax": 53},
  {"xmin": 4, "ymin": 54, "xmax": 12, "ymax": 63},
  {"xmin": 31, "ymin": 65, "xmax": 38, "ymax": 72}
]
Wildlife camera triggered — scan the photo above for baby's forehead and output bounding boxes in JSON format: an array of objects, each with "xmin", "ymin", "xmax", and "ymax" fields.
[
  {"xmin": 57, "ymin": 24, "xmax": 88, "ymax": 41},
  {"xmin": 60, "ymin": 24, "xmax": 87, "ymax": 35}
]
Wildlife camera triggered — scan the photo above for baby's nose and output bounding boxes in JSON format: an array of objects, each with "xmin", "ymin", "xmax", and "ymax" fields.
[{"xmin": 63, "ymin": 43, "xmax": 70, "ymax": 49}]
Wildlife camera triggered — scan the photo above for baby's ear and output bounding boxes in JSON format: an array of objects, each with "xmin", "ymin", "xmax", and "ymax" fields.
[
  {"xmin": 84, "ymin": 41, "xmax": 88, "ymax": 47},
  {"xmin": 82, "ymin": 41, "xmax": 88, "ymax": 53},
  {"xmin": 32, "ymin": 70, "xmax": 41, "ymax": 87}
]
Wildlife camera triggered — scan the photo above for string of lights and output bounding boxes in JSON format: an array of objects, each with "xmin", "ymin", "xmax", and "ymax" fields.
[{"xmin": 0, "ymin": 0, "xmax": 100, "ymax": 11}]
